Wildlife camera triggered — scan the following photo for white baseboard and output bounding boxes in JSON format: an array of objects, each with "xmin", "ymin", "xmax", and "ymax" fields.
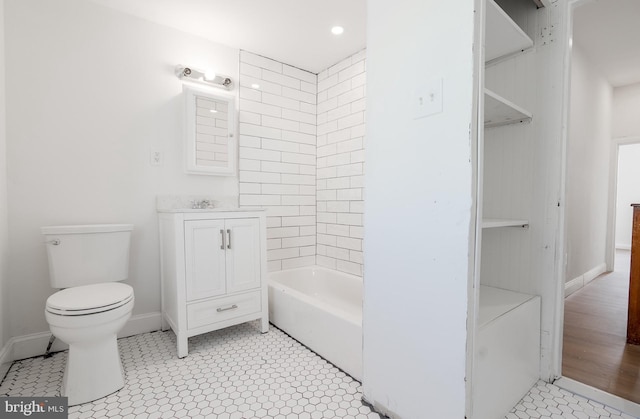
[
  {"xmin": 555, "ymin": 377, "xmax": 640, "ymax": 418},
  {"xmin": 9, "ymin": 312, "xmax": 162, "ymax": 362},
  {"xmin": 565, "ymin": 263, "xmax": 607, "ymax": 297},
  {"xmin": 0, "ymin": 340, "xmax": 12, "ymax": 379}
]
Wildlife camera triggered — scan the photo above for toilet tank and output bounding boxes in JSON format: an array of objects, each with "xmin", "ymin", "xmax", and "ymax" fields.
[{"xmin": 41, "ymin": 224, "xmax": 134, "ymax": 288}]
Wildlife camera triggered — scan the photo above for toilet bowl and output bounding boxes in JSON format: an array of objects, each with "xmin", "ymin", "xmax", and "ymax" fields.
[{"xmin": 42, "ymin": 224, "xmax": 134, "ymax": 406}]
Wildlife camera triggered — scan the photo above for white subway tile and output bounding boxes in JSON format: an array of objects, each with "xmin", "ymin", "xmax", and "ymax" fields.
[
  {"xmin": 300, "ymin": 102, "xmax": 317, "ymax": 114},
  {"xmin": 327, "ymin": 104, "xmax": 351, "ymax": 122},
  {"xmin": 351, "ymin": 175, "xmax": 365, "ymax": 188},
  {"xmin": 301, "ymin": 81, "xmax": 317, "ymax": 94},
  {"xmin": 266, "ymin": 217, "xmax": 282, "ymax": 228},
  {"xmin": 299, "ymin": 246, "xmax": 316, "ymax": 257},
  {"xmin": 267, "ymin": 226, "xmax": 300, "ymax": 238},
  {"xmin": 281, "ymin": 174, "xmax": 316, "ymax": 185},
  {"xmin": 351, "ymin": 97, "xmax": 366, "ymax": 113},
  {"xmin": 239, "ymin": 158, "xmax": 261, "ymax": 171},
  {"xmin": 299, "ymin": 122, "xmax": 316, "ymax": 135},
  {"xmin": 317, "ymin": 89, "xmax": 328, "ymax": 103},
  {"xmin": 327, "ymin": 57, "xmax": 352, "ymax": 76},
  {"xmin": 262, "ymin": 183, "xmax": 300, "ymax": 195},
  {"xmin": 263, "ymin": 92, "xmax": 300, "ymax": 111},
  {"xmin": 337, "ymin": 213, "xmax": 363, "ymax": 226},
  {"xmin": 326, "ymin": 223, "xmax": 350, "ymax": 237},
  {"xmin": 351, "ymin": 72, "xmax": 366, "ymax": 88},
  {"xmin": 350, "ymin": 150, "xmax": 366, "ymax": 164},
  {"xmin": 262, "ymin": 138, "xmax": 300, "ymax": 153},
  {"xmin": 239, "ymin": 111, "xmax": 261, "ymax": 125},
  {"xmin": 263, "ymin": 69, "xmax": 302, "ymax": 89},
  {"xmin": 282, "ymin": 109, "xmax": 316, "ymax": 125},
  {"xmin": 300, "ymin": 185, "xmax": 316, "ymax": 195},
  {"xmin": 239, "ymin": 135, "xmax": 261, "ymax": 148},
  {"xmin": 337, "ymin": 86, "xmax": 365, "ymax": 107},
  {"xmin": 299, "ymin": 165, "xmax": 315, "ymax": 175},
  {"xmin": 268, "ymin": 260, "xmax": 282, "ymax": 272},
  {"xmin": 338, "ymin": 60, "xmax": 365, "ymax": 83},
  {"xmin": 327, "ymin": 129, "xmax": 351, "ymax": 144},
  {"xmin": 318, "ymin": 69, "xmax": 329, "ymax": 81},
  {"xmin": 318, "ymin": 74, "xmax": 339, "ymax": 93},
  {"xmin": 282, "ymin": 195, "xmax": 315, "ymax": 206},
  {"xmin": 239, "ymin": 86, "xmax": 262, "ymax": 102},
  {"xmin": 351, "ymin": 49, "xmax": 366, "ymax": 64},
  {"xmin": 282, "ymin": 87, "xmax": 316, "ymax": 104},
  {"xmin": 317, "ymin": 212, "xmax": 337, "ymax": 224},
  {"xmin": 337, "ymin": 112, "xmax": 364, "ymax": 130},
  {"xmin": 240, "ymin": 147, "xmax": 281, "ymax": 162},
  {"xmin": 282, "ymin": 236, "xmax": 316, "ymax": 248},
  {"xmin": 336, "ymin": 163, "xmax": 363, "ymax": 177},
  {"xmin": 316, "ymin": 223, "xmax": 327, "ymax": 234},
  {"xmin": 326, "ymin": 153, "xmax": 351, "ymax": 167},
  {"xmin": 300, "ymin": 226, "xmax": 317, "ymax": 236},
  {"xmin": 317, "ymin": 234, "xmax": 337, "ymax": 246},
  {"xmin": 282, "ymin": 216, "xmax": 316, "ymax": 227},
  {"xmin": 317, "ymin": 144, "xmax": 337, "ymax": 157},
  {"xmin": 316, "ymin": 201, "xmax": 327, "ymax": 212},
  {"xmin": 327, "ymin": 80, "xmax": 352, "ymax": 99},
  {"xmin": 337, "ymin": 188, "xmax": 362, "ymax": 201},
  {"xmin": 299, "ymin": 144, "xmax": 316, "ymax": 155},
  {"xmin": 282, "ymin": 152, "xmax": 315, "ymax": 165},
  {"xmin": 337, "ymin": 259, "xmax": 362, "ymax": 276},
  {"xmin": 240, "ymin": 170, "xmax": 280, "ymax": 184},
  {"xmin": 262, "ymin": 115, "xmax": 300, "ymax": 132},
  {"xmin": 241, "ymin": 51, "xmax": 283, "ymax": 73},
  {"xmin": 336, "ymin": 236, "xmax": 362, "ymax": 251},
  {"xmin": 262, "ymin": 161, "xmax": 300, "ymax": 174},
  {"xmin": 317, "ymin": 120, "xmax": 338, "ymax": 136},
  {"xmin": 268, "ymin": 248, "xmax": 299, "ymax": 261},
  {"xmin": 317, "ymin": 255, "xmax": 337, "ymax": 270},
  {"xmin": 317, "ymin": 167, "xmax": 337, "ymax": 179},
  {"xmin": 283, "ymin": 65, "xmax": 317, "ymax": 84},
  {"xmin": 267, "ymin": 238, "xmax": 282, "ymax": 250},
  {"xmin": 240, "ymin": 74, "xmax": 282, "ymax": 95},
  {"xmin": 350, "ymin": 201, "xmax": 365, "ymax": 213},
  {"xmin": 239, "ymin": 194, "xmax": 281, "ymax": 206},
  {"xmin": 350, "ymin": 226, "xmax": 365, "ymax": 239},
  {"xmin": 240, "ymin": 62, "xmax": 262, "ymax": 78},
  {"xmin": 282, "ymin": 130, "xmax": 316, "ymax": 145},
  {"xmin": 317, "ymin": 97, "xmax": 338, "ymax": 114},
  {"xmin": 351, "ymin": 123, "xmax": 366, "ymax": 138},
  {"xmin": 326, "ymin": 200, "xmax": 350, "ymax": 212},
  {"xmin": 239, "ymin": 183, "xmax": 261, "ymax": 194},
  {"xmin": 300, "ymin": 206, "xmax": 315, "ymax": 216},
  {"xmin": 282, "ymin": 256, "xmax": 316, "ymax": 269},
  {"xmin": 241, "ymin": 100, "xmax": 282, "ymax": 118},
  {"xmin": 326, "ymin": 177, "xmax": 350, "ymax": 190},
  {"xmin": 266, "ymin": 206, "xmax": 301, "ymax": 216}
]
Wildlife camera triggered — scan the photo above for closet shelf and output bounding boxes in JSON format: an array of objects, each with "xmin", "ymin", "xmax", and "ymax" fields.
[
  {"xmin": 484, "ymin": 89, "xmax": 532, "ymax": 128},
  {"xmin": 482, "ymin": 218, "xmax": 529, "ymax": 229},
  {"xmin": 478, "ymin": 285, "xmax": 536, "ymax": 328},
  {"xmin": 486, "ymin": 0, "xmax": 534, "ymax": 63}
]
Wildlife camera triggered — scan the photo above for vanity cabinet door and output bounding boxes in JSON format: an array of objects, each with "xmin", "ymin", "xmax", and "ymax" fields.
[
  {"xmin": 225, "ymin": 218, "xmax": 261, "ymax": 294},
  {"xmin": 184, "ymin": 220, "xmax": 227, "ymax": 301}
]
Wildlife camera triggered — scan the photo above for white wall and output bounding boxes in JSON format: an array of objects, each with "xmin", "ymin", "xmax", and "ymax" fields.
[
  {"xmin": 363, "ymin": 0, "xmax": 475, "ymax": 417},
  {"xmin": 615, "ymin": 144, "xmax": 640, "ymax": 249},
  {"xmin": 237, "ymin": 51, "xmax": 317, "ymax": 272},
  {"xmin": 0, "ymin": 0, "xmax": 9, "ymax": 350},
  {"xmin": 316, "ymin": 51, "xmax": 366, "ymax": 277},
  {"xmin": 4, "ymin": 0, "xmax": 239, "ymax": 339},
  {"xmin": 613, "ymin": 82, "xmax": 640, "ymax": 139},
  {"xmin": 565, "ymin": 45, "xmax": 612, "ymax": 283}
]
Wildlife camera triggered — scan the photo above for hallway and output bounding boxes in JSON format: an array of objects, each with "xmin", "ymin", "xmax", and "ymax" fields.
[{"xmin": 563, "ymin": 250, "xmax": 640, "ymax": 403}]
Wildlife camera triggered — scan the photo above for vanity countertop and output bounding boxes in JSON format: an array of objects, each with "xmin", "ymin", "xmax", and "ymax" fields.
[{"xmin": 156, "ymin": 207, "xmax": 266, "ymax": 213}]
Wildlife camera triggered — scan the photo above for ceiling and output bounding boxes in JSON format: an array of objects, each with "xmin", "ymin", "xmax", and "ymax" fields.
[
  {"xmin": 88, "ymin": 0, "xmax": 367, "ymax": 74},
  {"xmin": 573, "ymin": 0, "xmax": 640, "ymax": 87}
]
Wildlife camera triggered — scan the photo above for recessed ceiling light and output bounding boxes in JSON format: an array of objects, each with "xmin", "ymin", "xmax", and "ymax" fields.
[
  {"xmin": 251, "ymin": 83, "xmax": 261, "ymax": 89},
  {"xmin": 331, "ymin": 26, "xmax": 344, "ymax": 35}
]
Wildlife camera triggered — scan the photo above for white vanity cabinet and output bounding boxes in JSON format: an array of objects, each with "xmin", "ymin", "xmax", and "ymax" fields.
[{"xmin": 158, "ymin": 209, "xmax": 268, "ymax": 358}]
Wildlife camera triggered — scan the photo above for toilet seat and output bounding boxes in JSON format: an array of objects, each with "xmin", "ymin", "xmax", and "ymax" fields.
[{"xmin": 46, "ymin": 283, "xmax": 134, "ymax": 316}]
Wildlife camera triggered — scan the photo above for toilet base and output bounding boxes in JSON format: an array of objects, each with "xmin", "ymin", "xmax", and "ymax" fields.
[{"xmin": 62, "ymin": 333, "xmax": 125, "ymax": 406}]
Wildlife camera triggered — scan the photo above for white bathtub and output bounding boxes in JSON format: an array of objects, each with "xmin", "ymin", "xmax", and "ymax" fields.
[{"xmin": 268, "ymin": 266, "xmax": 363, "ymax": 380}]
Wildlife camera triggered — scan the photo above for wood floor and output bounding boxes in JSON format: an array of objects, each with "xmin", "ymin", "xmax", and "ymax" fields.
[{"xmin": 563, "ymin": 250, "xmax": 640, "ymax": 404}]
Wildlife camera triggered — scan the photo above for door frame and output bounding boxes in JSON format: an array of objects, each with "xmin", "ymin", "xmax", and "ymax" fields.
[{"xmin": 606, "ymin": 137, "xmax": 640, "ymax": 270}]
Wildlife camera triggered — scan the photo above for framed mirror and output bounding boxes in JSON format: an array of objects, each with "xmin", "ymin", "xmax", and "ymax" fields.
[{"xmin": 183, "ymin": 85, "xmax": 236, "ymax": 176}]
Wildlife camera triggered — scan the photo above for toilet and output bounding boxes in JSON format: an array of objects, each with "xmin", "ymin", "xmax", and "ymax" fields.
[{"xmin": 42, "ymin": 224, "xmax": 135, "ymax": 406}]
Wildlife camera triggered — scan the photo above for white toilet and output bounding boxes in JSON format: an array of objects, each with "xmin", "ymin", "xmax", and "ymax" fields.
[{"xmin": 42, "ymin": 224, "xmax": 135, "ymax": 406}]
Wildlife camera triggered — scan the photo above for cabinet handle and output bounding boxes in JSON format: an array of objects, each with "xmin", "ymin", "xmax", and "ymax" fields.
[
  {"xmin": 220, "ymin": 229, "xmax": 225, "ymax": 250},
  {"xmin": 217, "ymin": 304, "xmax": 238, "ymax": 313},
  {"xmin": 227, "ymin": 229, "xmax": 231, "ymax": 249}
]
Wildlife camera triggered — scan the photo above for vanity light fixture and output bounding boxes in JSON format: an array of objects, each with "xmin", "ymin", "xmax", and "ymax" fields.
[
  {"xmin": 175, "ymin": 64, "xmax": 233, "ymax": 90},
  {"xmin": 331, "ymin": 26, "xmax": 344, "ymax": 35}
]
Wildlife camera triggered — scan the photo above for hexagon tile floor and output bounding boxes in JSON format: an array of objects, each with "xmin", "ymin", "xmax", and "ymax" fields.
[{"xmin": 0, "ymin": 322, "xmax": 636, "ymax": 419}]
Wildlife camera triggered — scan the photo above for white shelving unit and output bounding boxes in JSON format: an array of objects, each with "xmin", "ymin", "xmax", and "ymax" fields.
[
  {"xmin": 485, "ymin": 0, "xmax": 534, "ymax": 62},
  {"xmin": 482, "ymin": 218, "xmax": 529, "ymax": 229},
  {"xmin": 484, "ymin": 89, "xmax": 532, "ymax": 128}
]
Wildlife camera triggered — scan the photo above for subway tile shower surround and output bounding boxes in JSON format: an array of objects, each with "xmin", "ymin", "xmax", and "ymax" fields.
[{"xmin": 238, "ymin": 50, "xmax": 366, "ymax": 277}]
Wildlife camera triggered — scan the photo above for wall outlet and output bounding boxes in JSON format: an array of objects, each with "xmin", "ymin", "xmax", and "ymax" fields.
[
  {"xmin": 413, "ymin": 78, "xmax": 443, "ymax": 119},
  {"xmin": 150, "ymin": 150, "xmax": 163, "ymax": 166}
]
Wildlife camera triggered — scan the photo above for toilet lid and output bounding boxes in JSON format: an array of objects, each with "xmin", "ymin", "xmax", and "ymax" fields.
[{"xmin": 46, "ymin": 283, "xmax": 134, "ymax": 316}]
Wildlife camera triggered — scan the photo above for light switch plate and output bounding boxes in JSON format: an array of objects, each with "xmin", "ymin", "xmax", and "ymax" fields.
[{"xmin": 413, "ymin": 78, "xmax": 443, "ymax": 119}]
